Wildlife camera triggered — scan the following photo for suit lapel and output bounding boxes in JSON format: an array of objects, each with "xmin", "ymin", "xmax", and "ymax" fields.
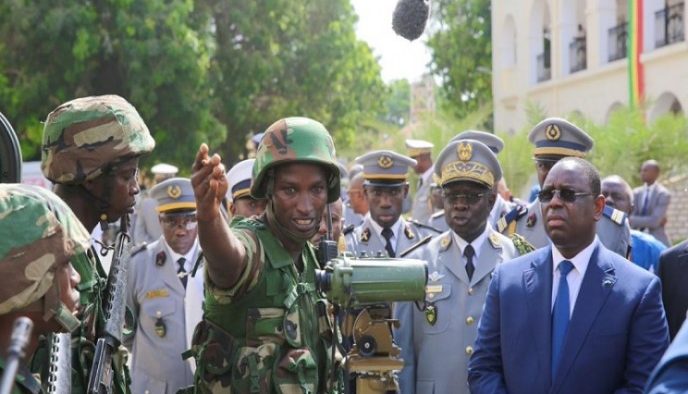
[
  {"xmin": 523, "ymin": 247, "xmax": 553, "ymax": 389},
  {"xmin": 442, "ymin": 237, "xmax": 471, "ymax": 286},
  {"xmin": 471, "ymin": 231, "xmax": 500, "ymax": 285},
  {"xmin": 551, "ymin": 245, "xmax": 615, "ymax": 391}
]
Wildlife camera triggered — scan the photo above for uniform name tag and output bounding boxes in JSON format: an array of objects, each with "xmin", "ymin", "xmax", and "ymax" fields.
[
  {"xmin": 426, "ymin": 285, "xmax": 443, "ymax": 294},
  {"xmin": 145, "ymin": 289, "xmax": 170, "ymax": 299}
]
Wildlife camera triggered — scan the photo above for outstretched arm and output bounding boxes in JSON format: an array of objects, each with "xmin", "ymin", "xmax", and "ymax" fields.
[{"xmin": 191, "ymin": 143, "xmax": 246, "ymax": 289}]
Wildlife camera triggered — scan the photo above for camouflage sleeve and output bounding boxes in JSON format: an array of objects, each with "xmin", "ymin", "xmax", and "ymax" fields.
[{"xmin": 204, "ymin": 227, "xmax": 264, "ymax": 304}]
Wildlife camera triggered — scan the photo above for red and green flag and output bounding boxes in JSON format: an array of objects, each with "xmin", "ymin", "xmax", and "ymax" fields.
[{"xmin": 628, "ymin": 0, "xmax": 645, "ymax": 107}]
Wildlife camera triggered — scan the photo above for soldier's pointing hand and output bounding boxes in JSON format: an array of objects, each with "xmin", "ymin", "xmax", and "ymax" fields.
[{"xmin": 192, "ymin": 143, "xmax": 227, "ymax": 222}]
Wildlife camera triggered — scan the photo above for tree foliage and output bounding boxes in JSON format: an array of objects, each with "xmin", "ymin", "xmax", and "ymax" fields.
[
  {"xmin": 427, "ymin": 0, "xmax": 492, "ymax": 119},
  {"xmin": 0, "ymin": 0, "xmax": 386, "ymax": 171}
]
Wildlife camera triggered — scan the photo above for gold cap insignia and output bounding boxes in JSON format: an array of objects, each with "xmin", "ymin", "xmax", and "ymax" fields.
[
  {"xmin": 545, "ymin": 124, "xmax": 561, "ymax": 141},
  {"xmin": 458, "ymin": 142, "xmax": 473, "ymax": 161},
  {"xmin": 378, "ymin": 155, "xmax": 394, "ymax": 169},
  {"xmin": 167, "ymin": 185, "xmax": 182, "ymax": 199}
]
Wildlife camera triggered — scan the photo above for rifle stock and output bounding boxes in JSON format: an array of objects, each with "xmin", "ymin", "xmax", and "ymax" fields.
[{"xmin": 87, "ymin": 216, "xmax": 132, "ymax": 394}]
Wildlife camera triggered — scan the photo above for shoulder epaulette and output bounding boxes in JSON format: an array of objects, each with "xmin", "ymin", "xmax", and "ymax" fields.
[
  {"xmin": 342, "ymin": 224, "xmax": 355, "ymax": 236},
  {"xmin": 131, "ymin": 242, "xmax": 148, "ymax": 257},
  {"xmin": 497, "ymin": 204, "xmax": 528, "ymax": 233},
  {"xmin": 603, "ymin": 205, "xmax": 627, "ymax": 226},
  {"xmin": 409, "ymin": 219, "xmax": 442, "ymax": 234},
  {"xmin": 431, "ymin": 210, "xmax": 445, "ymax": 219},
  {"xmin": 400, "ymin": 235, "xmax": 433, "ymax": 257}
]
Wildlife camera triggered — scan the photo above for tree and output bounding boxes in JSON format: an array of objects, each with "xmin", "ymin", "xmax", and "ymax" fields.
[
  {"xmin": 427, "ymin": 0, "xmax": 492, "ymax": 119},
  {"xmin": 0, "ymin": 0, "xmax": 225, "ymax": 168},
  {"xmin": 382, "ymin": 79, "xmax": 411, "ymax": 127}
]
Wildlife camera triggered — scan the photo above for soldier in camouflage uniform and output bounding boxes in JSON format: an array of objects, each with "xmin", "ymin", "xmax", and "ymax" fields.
[
  {"xmin": 0, "ymin": 184, "xmax": 85, "ymax": 393},
  {"xmin": 39, "ymin": 95, "xmax": 156, "ymax": 393},
  {"xmin": 188, "ymin": 117, "xmax": 342, "ymax": 393}
]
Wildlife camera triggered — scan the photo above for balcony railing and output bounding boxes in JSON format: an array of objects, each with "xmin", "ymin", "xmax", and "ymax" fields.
[
  {"xmin": 536, "ymin": 52, "xmax": 551, "ymax": 82},
  {"xmin": 569, "ymin": 37, "xmax": 587, "ymax": 73},
  {"xmin": 608, "ymin": 22, "xmax": 628, "ymax": 62},
  {"xmin": 656, "ymin": 2, "xmax": 685, "ymax": 48}
]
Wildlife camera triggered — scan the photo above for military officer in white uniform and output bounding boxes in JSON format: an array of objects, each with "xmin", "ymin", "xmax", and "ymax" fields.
[
  {"xmin": 345, "ymin": 150, "xmax": 429, "ymax": 257},
  {"xmin": 406, "ymin": 139, "xmax": 435, "ymax": 224},
  {"xmin": 429, "ymin": 130, "xmax": 511, "ymax": 232},
  {"xmin": 225, "ymin": 159, "xmax": 266, "ymax": 219},
  {"xmin": 125, "ymin": 177, "xmax": 203, "ymax": 394},
  {"xmin": 394, "ymin": 139, "xmax": 518, "ymax": 394},
  {"xmin": 497, "ymin": 117, "xmax": 631, "ymax": 257}
]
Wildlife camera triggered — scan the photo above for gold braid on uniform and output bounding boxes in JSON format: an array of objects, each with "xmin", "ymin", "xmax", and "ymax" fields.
[{"xmin": 510, "ymin": 233, "xmax": 536, "ymax": 255}]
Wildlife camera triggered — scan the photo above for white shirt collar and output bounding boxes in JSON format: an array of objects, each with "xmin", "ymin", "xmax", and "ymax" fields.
[
  {"xmin": 368, "ymin": 214, "xmax": 402, "ymax": 242},
  {"xmin": 551, "ymin": 236, "xmax": 598, "ymax": 276},
  {"xmin": 163, "ymin": 238, "xmax": 199, "ymax": 272},
  {"xmin": 451, "ymin": 224, "xmax": 490, "ymax": 260}
]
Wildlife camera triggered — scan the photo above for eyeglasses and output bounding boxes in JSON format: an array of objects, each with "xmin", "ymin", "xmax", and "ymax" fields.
[
  {"xmin": 443, "ymin": 192, "xmax": 487, "ymax": 205},
  {"xmin": 538, "ymin": 188, "xmax": 593, "ymax": 203},
  {"xmin": 160, "ymin": 214, "xmax": 198, "ymax": 230}
]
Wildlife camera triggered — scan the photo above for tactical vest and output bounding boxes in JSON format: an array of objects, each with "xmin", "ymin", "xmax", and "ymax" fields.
[
  {"xmin": 29, "ymin": 249, "xmax": 130, "ymax": 394},
  {"xmin": 190, "ymin": 219, "xmax": 340, "ymax": 393}
]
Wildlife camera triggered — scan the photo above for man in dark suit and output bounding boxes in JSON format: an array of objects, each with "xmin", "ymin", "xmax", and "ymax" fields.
[
  {"xmin": 630, "ymin": 160, "xmax": 671, "ymax": 246},
  {"xmin": 657, "ymin": 240, "xmax": 688, "ymax": 339},
  {"xmin": 468, "ymin": 157, "xmax": 669, "ymax": 394}
]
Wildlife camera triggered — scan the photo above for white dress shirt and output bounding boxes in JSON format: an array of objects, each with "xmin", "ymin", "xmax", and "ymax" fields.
[
  {"xmin": 368, "ymin": 214, "xmax": 403, "ymax": 253},
  {"xmin": 452, "ymin": 225, "xmax": 489, "ymax": 261},
  {"xmin": 551, "ymin": 236, "xmax": 599, "ymax": 317}
]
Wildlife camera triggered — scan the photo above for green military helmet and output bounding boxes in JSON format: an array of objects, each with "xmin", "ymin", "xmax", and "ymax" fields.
[
  {"xmin": 0, "ymin": 184, "xmax": 89, "ymax": 331},
  {"xmin": 251, "ymin": 116, "xmax": 340, "ymax": 203},
  {"xmin": 41, "ymin": 95, "xmax": 155, "ymax": 185}
]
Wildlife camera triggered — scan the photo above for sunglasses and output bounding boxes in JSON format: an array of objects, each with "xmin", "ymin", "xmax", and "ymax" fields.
[
  {"xmin": 443, "ymin": 192, "xmax": 487, "ymax": 205},
  {"xmin": 538, "ymin": 188, "xmax": 593, "ymax": 203}
]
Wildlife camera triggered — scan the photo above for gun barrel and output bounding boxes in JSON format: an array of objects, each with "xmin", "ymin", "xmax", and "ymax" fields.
[
  {"xmin": 45, "ymin": 333, "xmax": 72, "ymax": 394},
  {"xmin": 0, "ymin": 317, "xmax": 33, "ymax": 394},
  {"xmin": 86, "ymin": 338, "xmax": 114, "ymax": 394}
]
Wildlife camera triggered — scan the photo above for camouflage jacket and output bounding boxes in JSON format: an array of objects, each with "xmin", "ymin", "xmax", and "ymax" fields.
[{"xmin": 189, "ymin": 218, "xmax": 339, "ymax": 393}]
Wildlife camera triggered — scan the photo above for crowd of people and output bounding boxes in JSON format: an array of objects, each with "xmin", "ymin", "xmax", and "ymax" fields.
[{"xmin": 1, "ymin": 94, "xmax": 687, "ymax": 394}]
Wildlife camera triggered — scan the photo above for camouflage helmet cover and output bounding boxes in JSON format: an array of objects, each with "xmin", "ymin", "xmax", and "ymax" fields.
[
  {"xmin": 0, "ymin": 184, "xmax": 91, "ymax": 316},
  {"xmin": 251, "ymin": 117, "xmax": 340, "ymax": 203},
  {"xmin": 41, "ymin": 95, "xmax": 155, "ymax": 184}
]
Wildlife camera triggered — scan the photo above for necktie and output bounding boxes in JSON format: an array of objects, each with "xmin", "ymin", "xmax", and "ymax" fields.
[
  {"xmin": 381, "ymin": 227, "xmax": 395, "ymax": 257},
  {"xmin": 641, "ymin": 188, "xmax": 650, "ymax": 215},
  {"xmin": 551, "ymin": 260, "xmax": 574, "ymax": 379},
  {"xmin": 177, "ymin": 257, "xmax": 187, "ymax": 289},
  {"xmin": 464, "ymin": 244, "xmax": 475, "ymax": 281}
]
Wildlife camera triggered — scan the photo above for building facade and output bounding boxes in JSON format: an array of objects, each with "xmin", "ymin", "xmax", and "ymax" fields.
[{"xmin": 493, "ymin": 0, "xmax": 687, "ymax": 133}]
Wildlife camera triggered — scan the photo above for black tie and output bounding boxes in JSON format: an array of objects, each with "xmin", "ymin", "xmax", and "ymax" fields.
[
  {"xmin": 464, "ymin": 244, "xmax": 475, "ymax": 281},
  {"xmin": 381, "ymin": 227, "xmax": 395, "ymax": 258},
  {"xmin": 177, "ymin": 257, "xmax": 187, "ymax": 289}
]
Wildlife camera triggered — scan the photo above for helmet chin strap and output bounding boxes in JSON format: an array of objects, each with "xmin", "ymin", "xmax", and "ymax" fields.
[
  {"xmin": 79, "ymin": 180, "xmax": 113, "ymax": 231},
  {"xmin": 265, "ymin": 199, "xmax": 319, "ymax": 244}
]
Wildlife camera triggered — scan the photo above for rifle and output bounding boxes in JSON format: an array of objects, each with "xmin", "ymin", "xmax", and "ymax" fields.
[
  {"xmin": 87, "ymin": 215, "xmax": 132, "ymax": 394},
  {"xmin": 0, "ymin": 317, "xmax": 33, "ymax": 394},
  {"xmin": 0, "ymin": 112, "xmax": 22, "ymax": 183},
  {"xmin": 44, "ymin": 333, "xmax": 71, "ymax": 394}
]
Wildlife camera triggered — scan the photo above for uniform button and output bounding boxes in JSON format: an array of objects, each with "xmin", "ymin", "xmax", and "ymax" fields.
[
  {"xmin": 468, "ymin": 287, "xmax": 474, "ymax": 295},
  {"xmin": 465, "ymin": 346, "xmax": 474, "ymax": 356},
  {"xmin": 466, "ymin": 316, "xmax": 475, "ymax": 325},
  {"xmin": 145, "ymin": 391, "xmax": 150, "ymax": 394},
  {"xmin": 428, "ymin": 293, "xmax": 435, "ymax": 300}
]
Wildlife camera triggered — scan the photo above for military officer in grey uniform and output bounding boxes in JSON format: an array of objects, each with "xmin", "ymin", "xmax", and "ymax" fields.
[
  {"xmin": 498, "ymin": 117, "xmax": 630, "ymax": 257},
  {"xmin": 429, "ymin": 130, "xmax": 512, "ymax": 232},
  {"xmin": 125, "ymin": 177, "xmax": 203, "ymax": 394},
  {"xmin": 407, "ymin": 139, "xmax": 435, "ymax": 224},
  {"xmin": 343, "ymin": 172, "xmax": 367, "ymax": 228},
  {"xmin": 345, "ymin": 150, "xmax": 429, "ymax": 257},
  {"xmin": 394, "ymin": 139, "xmax": 518, "ymax": 394}
]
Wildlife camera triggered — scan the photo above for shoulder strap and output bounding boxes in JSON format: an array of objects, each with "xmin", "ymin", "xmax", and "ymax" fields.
[
  {"xmin": 603, "ymin": 205, "xmax": 627, "ymax": 225},
  {"xmin": 497, "ymin": 204, "xmax": 528, "ymax": 234}
]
